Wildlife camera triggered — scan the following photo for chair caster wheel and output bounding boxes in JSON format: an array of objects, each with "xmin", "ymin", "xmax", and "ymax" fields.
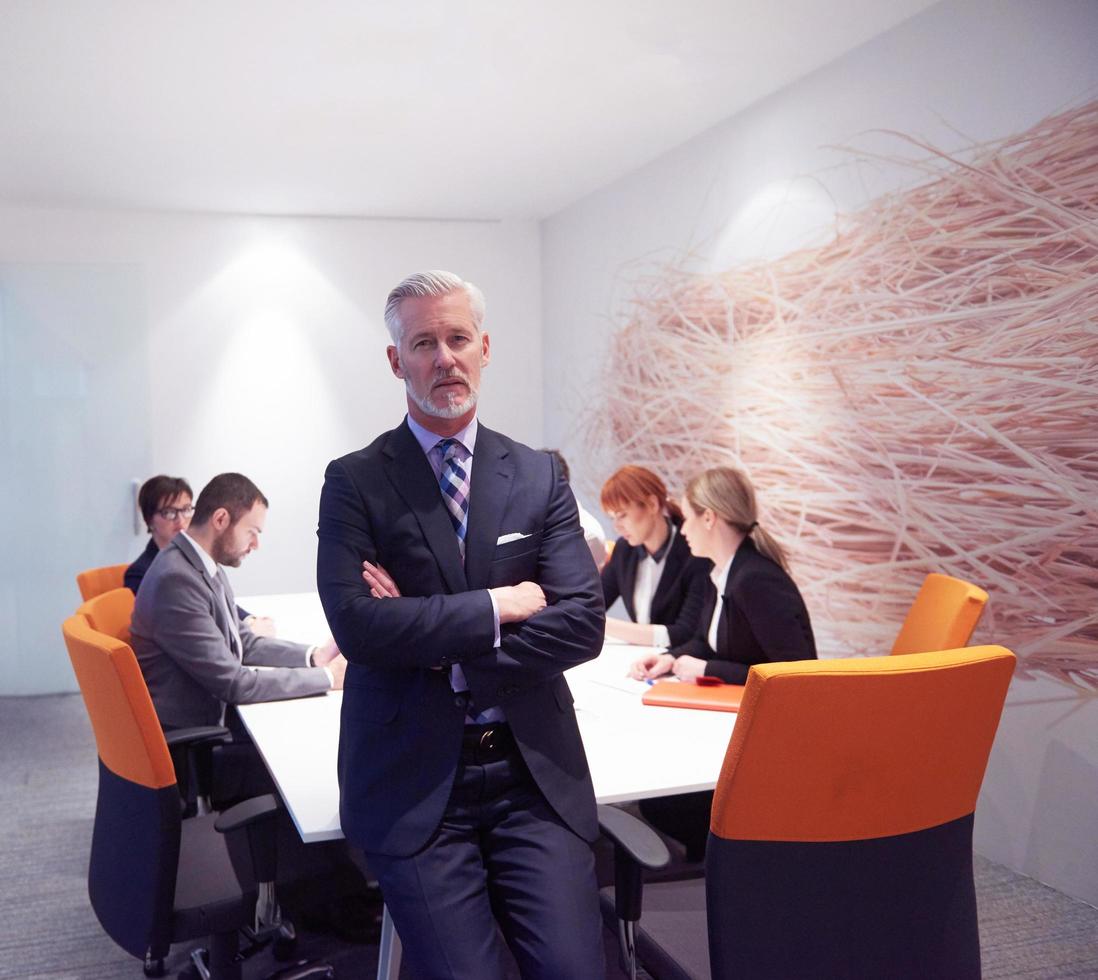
[
  {"xmin": 143, "ymin": 952, "xmax": 166, "ymax": 978},
  {"xmin": 179, "ymin": 948, "xmax": 209, "ymax": 980}
]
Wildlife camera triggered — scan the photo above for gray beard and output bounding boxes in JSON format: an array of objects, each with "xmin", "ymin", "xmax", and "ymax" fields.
[{"xmin": 406, "ymin": 379, "xmax": 479, "ymax": 420}]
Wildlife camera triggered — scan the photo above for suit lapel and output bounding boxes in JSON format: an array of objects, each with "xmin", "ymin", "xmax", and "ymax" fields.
[
  {"xmin": 464, "ymin": 426, "xmax": 513, "ymax": 590},
  {"xmin": 383, "ymin": 422, "xmax": 468, "ymax": 594},
  {"xmin": 173, "ymin": 535, "xmax": 235, "ymax": 643},
  {"xmin": 718, "ymin": 538, "xmax": 756, "ymax": 657},
  {"xmin": 620, "ymin": 546, "xmax": 639, "ymax": 621},
  {"xmin": 173, "ymin": 534, "xmax": 218, "ymax": 596},
  {"xmin": 650, "ymin": 529, "xmax": 685, "ymax": 621}
]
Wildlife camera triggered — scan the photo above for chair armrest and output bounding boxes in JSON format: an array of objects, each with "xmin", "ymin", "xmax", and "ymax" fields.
[
  {"xmin": 598, "ymin": 804, "xmax": 671, "ymax": 925},
  {"xmin": 164, "ymin": 725, "xmax": 232, "ymax": 749},
  {"xmin": 214, "ymin": 793, "xmax": 281, "ymax": 833},
  {"xmin": 215, "ymin": 794, "xmax": 282, "ymax": 887},
  {"xmin": 597, "ymin": 805, "xmax": 671, "ymax": 871},
  {"xmin": 165, "ymin": 726, "xmax": 231, "ymax": 812}
]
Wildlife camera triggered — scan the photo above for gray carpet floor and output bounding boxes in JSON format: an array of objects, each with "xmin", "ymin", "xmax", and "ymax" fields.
[{"xmin": 2, "ymin": 694, "xmax": 1096, "ymax": 979}]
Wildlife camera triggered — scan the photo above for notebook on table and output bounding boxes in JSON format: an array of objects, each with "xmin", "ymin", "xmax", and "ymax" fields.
[{"xmin": 641, "ymin": 679, "xmax": 745, "ymax": 712}]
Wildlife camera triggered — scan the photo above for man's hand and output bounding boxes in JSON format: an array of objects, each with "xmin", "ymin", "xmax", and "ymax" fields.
[
  {"xmin": 327, "ymin": 654, "xmax": 347, "ymax": 690},
  {"xmin": 671, "ymin": 654, "xmax": 708, "ymax": 682},
  {"xmin": 490, "ymin": 582, "xmax": 547, "ymax": 624},
  {"xmin": 628, "ymin": 652, "xmax": 674, "ymax": 681},
  {"xmin": 362, "ymin": 559, "xmax": 401, "ymax": 598},
  {"xmin": 312, "ymin": 636, "xmax": 340, "ymax": 667}
]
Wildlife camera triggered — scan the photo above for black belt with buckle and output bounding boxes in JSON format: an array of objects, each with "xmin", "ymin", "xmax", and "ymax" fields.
[{"xmin": 460, "ymin": 723, "xmax": 515, "ymax": 765}]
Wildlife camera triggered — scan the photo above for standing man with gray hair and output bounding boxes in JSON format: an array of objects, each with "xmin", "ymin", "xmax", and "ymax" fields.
[{"xmin": 317, "ymin": 271, "xmax": 606, "ymax": 978}]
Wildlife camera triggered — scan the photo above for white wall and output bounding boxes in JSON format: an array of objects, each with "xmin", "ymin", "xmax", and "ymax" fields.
[
  {"xmin": 541, "ymin": 0, "xmax": 1098, "ymax": 905},
  {"xmin": 980, "ymin": 676, "xmax": 1098, "ymax": 909},
  {"xmin": 0, "ymin": 205, "xmax": 541, "ymax": 694}
]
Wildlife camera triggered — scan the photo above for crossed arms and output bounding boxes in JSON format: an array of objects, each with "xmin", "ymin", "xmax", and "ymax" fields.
[{"xmin": 316, "ymin": 454, "xmax": 605, "ymax": 707}]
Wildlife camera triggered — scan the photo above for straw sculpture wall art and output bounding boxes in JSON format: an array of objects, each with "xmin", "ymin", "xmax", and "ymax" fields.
[{"xmin": 580, "ymin": 100, "xmax": 1098, "ymax": 689}]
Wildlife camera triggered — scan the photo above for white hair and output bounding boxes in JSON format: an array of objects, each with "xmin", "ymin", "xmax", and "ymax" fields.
[{"xmin": 383, "ymin": 270, "xmax": 487, "ymax": 345}]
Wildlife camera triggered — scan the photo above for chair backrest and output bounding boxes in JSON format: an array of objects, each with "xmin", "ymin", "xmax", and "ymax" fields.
[
  {"xmin": 62, "ymin": 614, "xmax": 180, "ymax": 961},
  {"xmin": 890, "ymin": 572, "xmax": 988, "ymax": 656},
  {"xmin": 705, "ymin": 646, "xmax": 1015, "ymax": 980},
  {"xmin": 76, "ymin": 563, "xmax": 129, "ymax": 602},
  {"xmin": 78, "ymin": 587, "xmax": 135, "ymax": 645}
]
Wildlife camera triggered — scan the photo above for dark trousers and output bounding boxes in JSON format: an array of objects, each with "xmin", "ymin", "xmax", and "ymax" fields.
[{"xmin": 365, "ymin": 739, "xmax": 604, "ymax": 980}]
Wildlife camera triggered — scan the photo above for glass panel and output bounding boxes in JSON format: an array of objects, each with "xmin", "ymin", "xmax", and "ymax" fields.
[{"xmin": 0, "ymin": 264, "xmax": 150, "ymax": 694}]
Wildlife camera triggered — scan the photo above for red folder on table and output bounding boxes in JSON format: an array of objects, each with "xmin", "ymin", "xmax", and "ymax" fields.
[{"xmin": 642, "ymin": 680, "xmax": 745, "ymax": 712}]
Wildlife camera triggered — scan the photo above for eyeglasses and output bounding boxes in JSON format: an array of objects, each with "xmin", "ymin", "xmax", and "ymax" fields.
[{"xmin": 156, "ymin": 505, "xmax": 195, "ymax": 521}]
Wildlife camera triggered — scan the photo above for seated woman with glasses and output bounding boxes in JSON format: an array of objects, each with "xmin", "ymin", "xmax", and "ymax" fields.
[
  {"xmin": 125, "ymin": 474, "xmax": 274, "ymax": 635},
  {"xmin": 599, "ymin": 465, "xmax": 712, "ymax": 648}
]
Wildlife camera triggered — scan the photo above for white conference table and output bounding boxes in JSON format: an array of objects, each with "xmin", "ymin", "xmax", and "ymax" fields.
[{"xmin": 237, "ymin": 593, "xmax": 738, "ymax": 977}]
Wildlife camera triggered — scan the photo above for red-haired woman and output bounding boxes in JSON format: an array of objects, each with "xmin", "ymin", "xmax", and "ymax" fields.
[{"xmin": 599, "ymin": 465, "xmax": 712, "ymax": 649}]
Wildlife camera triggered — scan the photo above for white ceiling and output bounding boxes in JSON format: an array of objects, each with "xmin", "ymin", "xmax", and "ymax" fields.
[{"xmin": 0, "ymin": 0, "xmax": 939, "ymax": 220}]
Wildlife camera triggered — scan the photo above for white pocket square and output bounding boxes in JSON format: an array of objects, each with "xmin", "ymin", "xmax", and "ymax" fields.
[{"xmin": 496, "ymin": 532, "xmax": 532, "ymax": 545}]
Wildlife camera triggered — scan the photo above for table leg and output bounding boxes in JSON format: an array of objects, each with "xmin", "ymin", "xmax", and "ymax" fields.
[{"xmin": 377, "ymin": 903, "xmax": 403, "ymax": 980}]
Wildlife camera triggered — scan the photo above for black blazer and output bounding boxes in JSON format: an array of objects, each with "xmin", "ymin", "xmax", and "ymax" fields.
[
  {"xmin": 124, "ymin": 538, "xmax": 159, "ymax": 595},
  {"xmin": 600, "ymin": 524, "xmax": 712, "ymax": 647},
  {"xmin": 671, "ymin": 537, "xmax": 816, "ymax": 684},
  {"xmin": 317, "ymin": 421, "xmax": 605, "ymax": 857}
]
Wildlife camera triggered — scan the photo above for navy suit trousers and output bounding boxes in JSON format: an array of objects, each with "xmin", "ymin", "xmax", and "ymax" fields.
[{"xmin": 364, "ymin": 747, "xmax": 604, "ymax": 980}]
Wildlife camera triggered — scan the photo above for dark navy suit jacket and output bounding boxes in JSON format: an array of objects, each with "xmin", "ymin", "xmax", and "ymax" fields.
[
  {"xmin": 671, "ymin": 537, "xmax": 816, "ymax": 684},
  {"xmin": 600, "ymin": 524, "xmax": 712, "ymax": 647},
  {"xmin": 316, "ymin": 420, "xmax": 605, "ymax": 857}
]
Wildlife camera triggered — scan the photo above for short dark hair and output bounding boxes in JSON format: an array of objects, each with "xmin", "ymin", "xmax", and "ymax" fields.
[
  {"xmin": 138, "ymin": 475, "xmax": 193, "ymax": 529},
  {"xmin": 542, "ymin": 449, "xmax": 570, "ymax": 483},
  {"xmin": 192, "ymin": 473, "xmax": 269, "ymax": 527}
]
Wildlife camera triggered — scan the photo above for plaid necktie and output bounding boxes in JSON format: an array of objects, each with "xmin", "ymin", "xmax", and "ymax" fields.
[{"xmin": 437, "ymin": 438, "xmax": 470, "ymax": 560}]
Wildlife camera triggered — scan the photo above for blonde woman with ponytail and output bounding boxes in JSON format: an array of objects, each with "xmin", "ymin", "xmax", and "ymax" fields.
[
  {"xmin": 631, "ymin": 465, "xmax": 816, "ymax": 859},
  {"xmin": 630, "ymin": 465, "xmax": 815, "ymax": 684}
]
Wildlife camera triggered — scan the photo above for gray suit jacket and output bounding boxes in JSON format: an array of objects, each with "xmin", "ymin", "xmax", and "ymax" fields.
[{"xmin": 131, "ymin": 534, "xmax": 330, "ymax": 729}]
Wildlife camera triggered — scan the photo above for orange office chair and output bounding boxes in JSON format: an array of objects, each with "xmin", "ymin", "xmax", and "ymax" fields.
[
  {"xmin": 78, "ymin": 586, "xmax": 242, "ymax": 817},
  {"xmin": 78, "ymin": 586, "xmax": 135, "ymax": 645},
  {"xmin": 891, "ymin": 572, "xmax": 989, "ymax": 656},
  {"xmin": 61, "ymin": 614, "xmax": 340, "ymax": 979},
  {"xmin": 76, "ymin": 563, "xmax": 129, "ymax": 602},
  {"xmin": 600, "ymin": 645, "xmax": 1016, "ymax": 980}
]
